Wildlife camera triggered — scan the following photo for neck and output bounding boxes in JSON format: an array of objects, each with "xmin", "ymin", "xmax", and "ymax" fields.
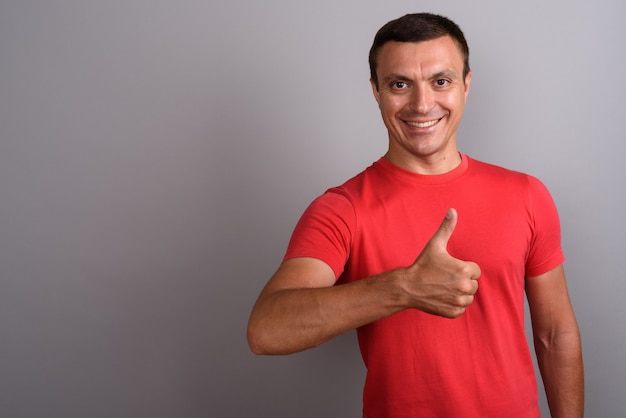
[{"xmin": 384, "ymin": 150, "xmax": 462, "ymax": 175}]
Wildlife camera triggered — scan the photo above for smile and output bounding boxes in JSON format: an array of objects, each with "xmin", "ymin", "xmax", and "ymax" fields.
[{"xmin": 404, "ymin": 118, "xmax": 441, "ymax": 128}]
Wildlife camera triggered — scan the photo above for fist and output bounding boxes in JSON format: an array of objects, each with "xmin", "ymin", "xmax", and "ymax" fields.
[{"xmin": 403, "ymin": 208, "xmax": 481, "ymax": 318}]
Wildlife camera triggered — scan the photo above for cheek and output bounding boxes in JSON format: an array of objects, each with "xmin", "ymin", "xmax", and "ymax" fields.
[
  {"xmin": 440, "ymin": 95, "xmax": 464, "ymax": 115},
  {"xmin": 379, "ymin": 96, "xmax": 405, "ymax": 115}
]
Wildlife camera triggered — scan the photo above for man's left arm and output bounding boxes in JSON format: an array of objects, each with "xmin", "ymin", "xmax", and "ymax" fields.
[{"xmin": 526, "ymin": 264, "xmax": 584, "ymax": 417}]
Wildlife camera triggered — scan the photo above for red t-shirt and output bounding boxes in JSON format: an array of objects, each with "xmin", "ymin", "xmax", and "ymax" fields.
[{"xmin": 284, "ymin": 155, "xmax": 564, "ymax": 417}]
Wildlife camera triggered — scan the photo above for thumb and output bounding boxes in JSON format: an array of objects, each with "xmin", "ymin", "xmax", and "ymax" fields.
[{"xmin": 431, "ymin": 208, "xmax": 458, "ymax": 248}]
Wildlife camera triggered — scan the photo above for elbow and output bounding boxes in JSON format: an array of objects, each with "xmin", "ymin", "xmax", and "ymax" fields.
[
  {"xmin": 247, "ymin": 318, "xmax": 307, "ymax": 355},
  {"xmin": 534, "ymin": 324, "xmax": 582, "ymax": 355},
  {"xmin": 247, "ymin": 298, "xmax": 287, "ymax": 355},
  {"xmin": 247, "ymin": 317, "xmax": 277, "ymax": 355},
  {"xmin": 247, "ymin": 335, "xmax": 269, "ymax": 356},
  {"xmin": 247, "ymin": 321, "xmax": 266, "ymax": 355}
]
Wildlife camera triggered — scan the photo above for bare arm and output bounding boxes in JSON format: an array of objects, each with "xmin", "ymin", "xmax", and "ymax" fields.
[
  {"xmin": 247, "ymin": 208, "xmax": 480, "ymax": 355},
  {"xmin": 526, "ymin": 264, "xmax": 584, "ymax": 417}
]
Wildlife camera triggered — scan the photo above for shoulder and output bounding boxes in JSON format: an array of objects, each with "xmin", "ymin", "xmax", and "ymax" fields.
[
  {"xmin": 295, "ymin": 161, "xmax": 382, "ymax": 229},
  {"xmin": 466, "ymin": 156, "xmax": 525, "ymax": 178},
  {"xmin": 466, "ymin": 155, "xmax": 560, "ymax": 217},
  {"xmin": 294, "ymin": 158, "xmax": 388, "ymax": 239},
  {"xmin": 466, "ymin": 156, "xmax": 546, "ymax": 189},
  {"xmin": 317, "ymin": 158, "xmax": 389, "ymax": 204}
]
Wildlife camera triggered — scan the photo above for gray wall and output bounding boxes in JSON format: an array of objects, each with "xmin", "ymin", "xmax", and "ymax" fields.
[{"xmin": 1, "ymin": 1, "xmax": 624, "ymax": 417}]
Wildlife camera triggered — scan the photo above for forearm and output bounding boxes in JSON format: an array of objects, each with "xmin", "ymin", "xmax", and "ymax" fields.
[
  {"xmin": 248, "ymin": 214, "xmax": 480, "ymax": 356},
  {"xmin": 535, "ymin": 328, "xmax": 584, "ymax": 417},
  {"xmin": 247, "ymin": 271, "xmax": 406, "ymax": 355}
]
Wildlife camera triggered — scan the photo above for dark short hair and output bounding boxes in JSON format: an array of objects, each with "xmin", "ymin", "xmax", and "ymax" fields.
[{"xmin": 369, "ymin": 13, "xmax": 470, "ymax": 89}]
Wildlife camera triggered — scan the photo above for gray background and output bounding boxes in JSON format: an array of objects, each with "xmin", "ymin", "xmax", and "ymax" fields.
[{"xmin": 1, "ymin": 0, "xmax": 624, "ymax": 417}]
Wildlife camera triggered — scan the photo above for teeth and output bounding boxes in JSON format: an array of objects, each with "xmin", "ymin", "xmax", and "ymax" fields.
[{"xmin": 406, "ymin": 119, "xmax": 439, "ymax": 128}]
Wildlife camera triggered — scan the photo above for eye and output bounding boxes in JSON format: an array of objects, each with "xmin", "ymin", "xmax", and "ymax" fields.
[
  {"xmin": 435, "ymin": 79, "xmax": 449, "ymax": 87},
  {"xmin": 392, "ymin": 81, "xmax": 408, "ymax": 89}
]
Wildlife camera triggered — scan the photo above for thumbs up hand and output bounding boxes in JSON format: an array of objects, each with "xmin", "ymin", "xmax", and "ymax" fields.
[{"xmin": 400, "ymin": 208, "xmax": 481, "ymax": 318}]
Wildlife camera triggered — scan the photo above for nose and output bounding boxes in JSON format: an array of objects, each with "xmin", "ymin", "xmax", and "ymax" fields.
[{"xmin": 409, "ymin": 84, "xmax": 434, "ymax": 114}]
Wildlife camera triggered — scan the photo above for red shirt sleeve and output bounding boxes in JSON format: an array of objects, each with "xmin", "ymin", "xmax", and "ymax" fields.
[
  {"xmin": 283, "ymin": 189, "xmax": 354, "ymax": 279},
  {"xmin": 525, "ymin": 176, "xmax": 565, "ymax": 277}
]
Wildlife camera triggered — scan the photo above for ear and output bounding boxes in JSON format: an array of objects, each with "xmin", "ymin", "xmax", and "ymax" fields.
[
  {"xmin": 463, "ymin": 71, "xmax": 472, "ymax": 102},
  {"xmin": 370, "ymin": 78, "xmax": 381, "ymax": 105}
]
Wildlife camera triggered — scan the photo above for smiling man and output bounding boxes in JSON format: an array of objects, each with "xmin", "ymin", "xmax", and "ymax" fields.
[
  {"xmin": 372, "ymin": 36, "xmax": 470, "ymax": 174},
  {"xmin": 248, "ymin": 13, "xmax": 583, "ymax": 418}
]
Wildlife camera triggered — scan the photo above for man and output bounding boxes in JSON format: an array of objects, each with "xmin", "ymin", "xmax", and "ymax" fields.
[{"xmin": 247, "ymin": 13, "xmax": 583, "ymax": 418}]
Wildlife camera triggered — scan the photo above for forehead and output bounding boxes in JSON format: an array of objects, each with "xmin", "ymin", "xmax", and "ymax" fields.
[{"xmin": 376, "ymin": 36, "xmax": 465, "ymax": 77}]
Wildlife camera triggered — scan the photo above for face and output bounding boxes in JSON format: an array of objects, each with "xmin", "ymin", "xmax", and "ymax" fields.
[{"xmin": 371, "ymin": 36, "xmax": 472, "ymax": 173}]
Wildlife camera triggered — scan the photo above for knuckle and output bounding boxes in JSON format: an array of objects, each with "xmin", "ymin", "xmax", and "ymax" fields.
[
  {"xmin": 453, "ymin": 295, "xmax": 467, "ymax": 307},
  {"xmin": 455, "ymin": 279, "xmax": 474, "ymax": 294},
  {"xmin": 458, "ymin": 263, "xmax": 474, "ymax": 277},
  {"xmin": 453, "ymin": 294, "xmax": 474, "ymax": 309},
  {"xmin": 448, "ymin": 306, "xmax": 466, "ymax": 318}
]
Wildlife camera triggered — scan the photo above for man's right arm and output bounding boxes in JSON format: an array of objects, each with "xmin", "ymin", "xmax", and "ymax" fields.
[{"xmin": 247, "ymin": 208, "xmax": 480, "ymax": 355}]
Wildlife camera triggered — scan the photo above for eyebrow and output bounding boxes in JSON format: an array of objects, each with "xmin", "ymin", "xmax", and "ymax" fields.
[
  {"xmin": 431, "ymin": 69, "xmax": 459, "ymax": 80},
  {"xmin": 381, "ymin": 73, "xmax": 408, "ymax": 84}
]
